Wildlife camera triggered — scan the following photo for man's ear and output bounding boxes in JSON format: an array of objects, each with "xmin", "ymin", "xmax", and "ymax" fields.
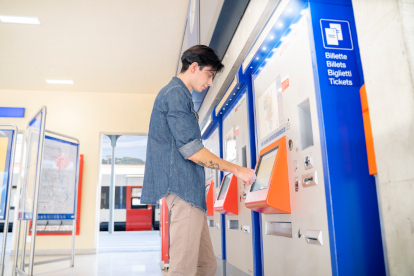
[{"xmin": 190, "ymin": 62, "xmax": 198, "ymax": 73}]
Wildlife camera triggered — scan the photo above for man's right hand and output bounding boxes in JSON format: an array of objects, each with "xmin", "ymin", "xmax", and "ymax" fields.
[{"xmin": 235, "ymin": 166, "xmax": 256, "ymax": 186}]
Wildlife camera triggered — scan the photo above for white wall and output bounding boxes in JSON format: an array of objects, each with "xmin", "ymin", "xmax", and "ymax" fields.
[
  {"xmin": 352, "ymin": 0, "xmax": 414, "ymax": 275},
  {"xmin": 0, "ymin": 89, "xmax": 156, "ymax": 253}
]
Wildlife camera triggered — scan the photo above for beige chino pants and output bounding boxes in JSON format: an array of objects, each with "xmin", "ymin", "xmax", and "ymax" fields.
[{"xmin": 166, "ymin": 194, "xmax": 217, "ymax": 276}]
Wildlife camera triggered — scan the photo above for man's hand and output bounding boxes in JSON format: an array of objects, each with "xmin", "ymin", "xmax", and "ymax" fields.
[
  {"xmin": 235, "ymin": 166, "xmax": 256, "ymax": 186},
  {"xmin": 189, "ymin": 147, "xmax": 256, "ymax": 185}
]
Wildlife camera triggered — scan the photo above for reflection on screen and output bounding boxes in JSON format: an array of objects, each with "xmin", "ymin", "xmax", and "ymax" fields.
[
  {"xmin": 218, "ymin": 174, "xmax": 232, "ymax": 200},
  {"xmin": 205, "ymin": 185, "xmax": 210, "ymax": 198},
  {"xmin": 250, "ymin": 147, "xmax": 279, "ymax": 192}
]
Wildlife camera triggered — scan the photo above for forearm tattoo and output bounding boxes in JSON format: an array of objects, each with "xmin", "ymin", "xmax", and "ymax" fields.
[{"xmin": 197, "ymin": 160, "xmax": 227, "ymax": 172}]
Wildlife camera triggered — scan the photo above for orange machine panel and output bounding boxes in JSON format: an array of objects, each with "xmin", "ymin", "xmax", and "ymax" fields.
[
  {"xmin": 160, "ymin": 197, "xmax": 169, "ymax": 266},
  {"xmin": 360, "ymin": 84, "xmax": 377, "ymax": 175},
  {"xmin": 245, "ymin": 136, "xmax": 290, "ymax": 214},
  {"xmin": 205, "ymin": 180, "xmax": 214, "ymax": 216},
  {"xmin": 126, "ymin": 186, "xmax": 152, "ymax": 231},
  {"xmin": 214, "ymin": 173, "xmax": 238, "ymax": 215}
]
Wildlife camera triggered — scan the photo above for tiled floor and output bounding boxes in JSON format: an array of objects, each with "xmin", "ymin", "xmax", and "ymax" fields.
[{"xmin": 0, "ymin": 231, "xmax": 169, "ymax": 276}]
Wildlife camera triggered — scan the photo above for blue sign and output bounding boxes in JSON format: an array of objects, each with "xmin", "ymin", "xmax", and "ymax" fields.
[
  {"xmin": 0, "ymin": 107, "xmax": 25, "ymax": 118},
  {"xmin": 320, "ymin": 19, "xmax": 353, "ymax": 50},
  {"xmin": 320, "ymin": 19, "xmax": 359, "ymax": 87}
]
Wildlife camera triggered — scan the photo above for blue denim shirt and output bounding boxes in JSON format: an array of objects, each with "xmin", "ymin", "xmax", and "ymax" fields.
[{"xmin": 141, "ymin": 77, "xmax": 206, "ymax": 211}]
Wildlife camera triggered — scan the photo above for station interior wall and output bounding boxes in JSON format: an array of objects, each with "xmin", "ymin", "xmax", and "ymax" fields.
[
  {"xmin": 352, "ymin": 0, "xmax": 414, "ymax": 274},
  {"xmin": 0, "ymin": 89, "xmax": 156, "ymax": 254}
]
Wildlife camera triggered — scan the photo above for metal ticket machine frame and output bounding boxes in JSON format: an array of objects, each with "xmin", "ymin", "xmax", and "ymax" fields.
[
  {"xmin": 0, "ymin": 124, "xmax": 18, "ymax": 276},
  {"xmin": 214, "ymin": 74, "xmax": 257, "ymax": 276},
  {"xmin": 201, "ymin": 111, "xmax": 225, "ymax": 275},
  {"xmin": 13, "ymin": 106, "xmax": 81, "ymax": 276}
]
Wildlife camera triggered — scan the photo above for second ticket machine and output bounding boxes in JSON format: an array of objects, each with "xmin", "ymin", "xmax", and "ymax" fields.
[
  {"xmin": 244, "ymin": 1, "xmax": 385, "ymax": 275},
  {"xmin": 215, "ymin": 81, "xmax": 254, "ymax": 276},
  {"xmin": 202, "ymin": 118, "xmax": 225, "ymax": 275}
]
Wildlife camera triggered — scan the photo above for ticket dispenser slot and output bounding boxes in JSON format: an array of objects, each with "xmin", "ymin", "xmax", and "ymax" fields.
[
  {"xmin": 214, "ymin": 174, "xmax": 238, "ymax": 215},
  {"xmin": 205, "ymin": 180, "xmax": 214, "ymax": 216},
  {"xmin": 245, "ymin": 136, "xmax": 290, "ymax": 214}
]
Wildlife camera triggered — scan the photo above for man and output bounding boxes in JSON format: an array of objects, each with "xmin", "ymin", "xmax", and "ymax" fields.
[{"xmin": 141, "ymin": 45, "xmax": 256, "ymax": 276}]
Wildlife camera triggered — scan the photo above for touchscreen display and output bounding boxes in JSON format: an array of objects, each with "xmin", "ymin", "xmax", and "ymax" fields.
[
  {"xmin": 250, "ymin": 147, "xmax": 279, "ymax": 192},
  {"xmin": 218, "ymin": 174, "xmax": 232, "ymax": 200},
  {"xmin": 205, "ymin": 185, "xmax": 210, "ymax": 197}
]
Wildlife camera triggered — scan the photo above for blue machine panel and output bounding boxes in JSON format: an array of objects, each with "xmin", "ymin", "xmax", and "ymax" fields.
[{"xmin": 308, "ymin": 2, "xmax": 385, "ymax": 275}]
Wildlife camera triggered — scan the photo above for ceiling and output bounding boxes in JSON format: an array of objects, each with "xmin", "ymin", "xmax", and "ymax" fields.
[{"xmin": 0, "ymin": 0, "xmax": 188, "ymax": 94}]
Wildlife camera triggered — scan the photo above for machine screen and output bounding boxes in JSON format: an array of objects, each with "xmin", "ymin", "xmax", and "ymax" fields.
[
  {"xmin": 250, "ymin": 147, "xmax": 279, "ymax": 192},
  {"xmin": 218, "ymin": 174, "xmax": 232, "ymax": 200},
  {"xmin": 205, "ymin": 184, "xmax": 210, "ymax": 197}
]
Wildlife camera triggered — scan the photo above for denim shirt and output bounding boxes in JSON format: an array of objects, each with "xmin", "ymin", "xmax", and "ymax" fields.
[{"xmin": 141, "ymin": 77, "xmax": 206, "ymax": 212}]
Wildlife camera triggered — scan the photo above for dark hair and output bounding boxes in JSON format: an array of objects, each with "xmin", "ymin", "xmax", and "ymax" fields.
[{"xmin": 180, "ymin": 45, "xmax": 224, "ymax": 73}]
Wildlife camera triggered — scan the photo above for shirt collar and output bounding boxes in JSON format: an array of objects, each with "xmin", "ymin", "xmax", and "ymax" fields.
[{"xmin": 172, "ymin": 77, "xmax": 193, "ymax": 100}]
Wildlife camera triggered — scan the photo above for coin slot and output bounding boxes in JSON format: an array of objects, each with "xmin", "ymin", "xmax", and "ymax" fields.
[
  {"xmin": 304, "ymin": 153, "xmax": 313, "ymax": 170},
  {"xmin": 304, "ymin": 176, "xmax": 313, "ymax": 183},
  {"xmin": 305, "ymin": 230, "xmax": 323, "ymax": 245},
  {"xmin": 288, "ymin": 139, "xmax": 293, "ymax": 151},
  {"xmin": 241, "ymin": 225, "xmax": 250, "ymax": 234}
]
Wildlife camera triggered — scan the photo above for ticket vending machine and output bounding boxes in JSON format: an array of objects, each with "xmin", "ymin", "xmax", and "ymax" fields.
[
  {"xmin": 243, "ymin": 1, "xmax": 385, "ymax": 275},
  {"xmin": 201, "ymin": 116, "xmax": 225, "ymax": 275},
  {"xmin": 215, "ymin": 80, "xmax": 255, "ymax": 276},
  {"xmin": 126, "ymin": 186, "xmax": 152, "ymax": 231},
  {"xmin": 214, "ymin": 173, "xmax": 238, "ymax": 216}
]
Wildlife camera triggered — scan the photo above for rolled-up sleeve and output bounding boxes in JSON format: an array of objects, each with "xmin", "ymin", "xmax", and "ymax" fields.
[{"xmin": 162, "ymin": 88, "xmax": 204, "ymax": 159}]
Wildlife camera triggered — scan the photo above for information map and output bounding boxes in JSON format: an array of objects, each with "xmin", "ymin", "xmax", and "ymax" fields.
[
  {"xmin": 0, "ymin": 130, "xmax": 13, "ymax": 220},
  {"xmin": 37, "ymin": 136, "xmax": 79, "ymax": 220}
]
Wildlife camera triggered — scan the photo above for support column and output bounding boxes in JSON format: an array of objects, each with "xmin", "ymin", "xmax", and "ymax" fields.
[{"xmin": 107, "ymin": 135, "xmax": 120, "ymax": 234}]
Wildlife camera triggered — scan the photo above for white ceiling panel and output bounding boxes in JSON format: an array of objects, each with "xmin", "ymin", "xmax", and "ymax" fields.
[{"xmin": 0, "ymin": 0, "xmax": 188, "ymax": 94}]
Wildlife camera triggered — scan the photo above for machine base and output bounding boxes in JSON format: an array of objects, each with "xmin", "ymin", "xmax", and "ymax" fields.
[
  {"xmin": 226, "ymin": 262, "xmax": 251, "ymax": 276},
  {"xmin": 215, "ymin": 257, "xmax": 226, "ymax": 276}
]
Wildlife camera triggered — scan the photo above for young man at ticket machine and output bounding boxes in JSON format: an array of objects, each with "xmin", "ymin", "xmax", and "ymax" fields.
[{"xmin": 141, "ymin": 45, "xmax": 256, "ymax": 276}]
